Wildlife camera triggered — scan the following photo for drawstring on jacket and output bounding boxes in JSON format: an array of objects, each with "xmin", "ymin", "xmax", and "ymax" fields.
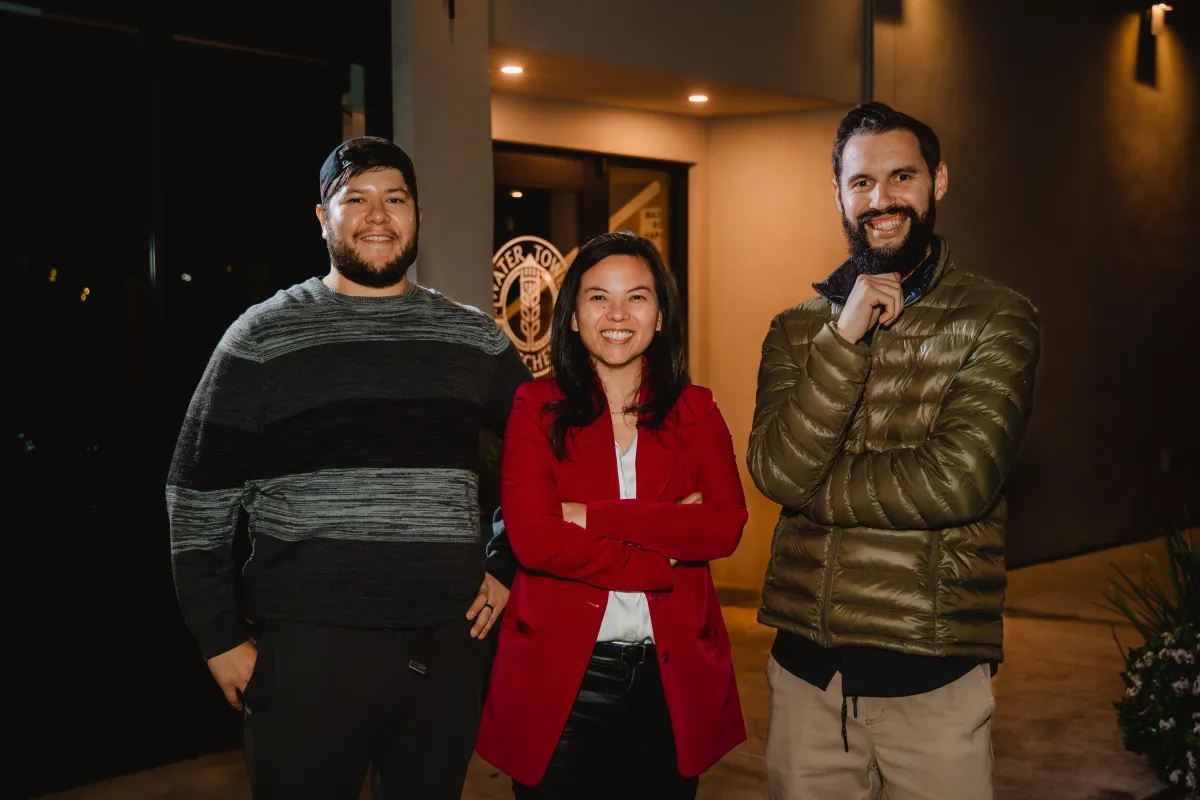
[{"xmin": 839, "ymin": 695, "xmax": 859, "ymax": 752}]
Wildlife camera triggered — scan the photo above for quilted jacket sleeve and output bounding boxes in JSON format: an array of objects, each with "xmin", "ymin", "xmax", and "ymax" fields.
[
  {"xmin": 807, "ymin": 298, "xmax": 1040, "ymax": 529},
  {"xmin": 746, "ymin": 310, "xmax": 872, "ymax": 510}
]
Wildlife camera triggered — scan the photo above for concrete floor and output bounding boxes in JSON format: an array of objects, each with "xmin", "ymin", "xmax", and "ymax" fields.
[{"xmin": 39, "ymin": 540, "xmax": 1176, "ymax": 800}]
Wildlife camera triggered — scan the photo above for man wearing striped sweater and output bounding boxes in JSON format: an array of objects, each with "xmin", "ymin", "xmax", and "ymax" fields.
[{"xmin": 166, "ymin": 137, "xmax": 530, "ymax": 798}]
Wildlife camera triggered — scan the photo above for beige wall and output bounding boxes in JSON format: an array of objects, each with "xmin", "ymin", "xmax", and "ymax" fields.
[
  {"xmin": 703, "ymin": 108, "xmax": 852, "ymax": 590},
  {"xmin": 491, "ymin": 0, "xmax": 864, "ymax": 105},
  {"xmin": 420, "ymin": 0, "xmax": 1195, "ymax": 591}
]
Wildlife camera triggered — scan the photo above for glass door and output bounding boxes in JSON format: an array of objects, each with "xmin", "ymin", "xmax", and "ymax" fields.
[{"xmin": 492, "ymin": 143, "xmax": 689, "ymax": 378}]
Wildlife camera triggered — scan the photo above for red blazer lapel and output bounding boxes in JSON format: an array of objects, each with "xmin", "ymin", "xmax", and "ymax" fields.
[
  {"xmin": 636, "ymin": 426, "xmax": 677, "ymax": 501},
  {"xmin": 564, "ymin": 409, "xmax": 620, "ymax": 500},
  {"xmin": 562, "ymin": 362, "xmax": 679, "ymax": 502},
  {"xmin": 632, "ymin": 362, "xmax": 677, "ymax": 501}
]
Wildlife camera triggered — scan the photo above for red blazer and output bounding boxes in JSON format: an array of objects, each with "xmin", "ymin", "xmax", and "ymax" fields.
[{"xmin": 476, "ymin": 379, "xmax": 748, "ymax": 786}]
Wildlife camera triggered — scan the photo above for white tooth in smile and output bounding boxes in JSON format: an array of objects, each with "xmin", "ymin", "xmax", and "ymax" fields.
[
  {"xmin": 602, "ymin": 331, "xmax": 633, "ymax": 340},
  {"xmin": 872, "ymin": 219, "xmax": 902, "ymax": 231}
]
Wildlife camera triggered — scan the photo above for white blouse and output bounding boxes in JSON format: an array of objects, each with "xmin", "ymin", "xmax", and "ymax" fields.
[{"xmin": 595, "ymin": 435, "xmax": 656, "ymax": 644}]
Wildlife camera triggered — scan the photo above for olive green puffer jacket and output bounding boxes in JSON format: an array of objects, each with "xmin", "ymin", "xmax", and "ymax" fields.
[{"xmin": 748, "ymin": 238, "xmax": 1040, "ymax": 662}]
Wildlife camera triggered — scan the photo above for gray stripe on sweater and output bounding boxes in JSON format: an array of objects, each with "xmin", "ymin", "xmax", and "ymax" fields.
[
  {"xmin": 246, "ymin": 467, "xmax": 481, "ymax": 544},
  {"xmin": 167, "ymin": 486, "xmax": 243, "ymax": 553},
  {"xmin": 224, "ymin": 279, "xmax": 510, "ymax": 364}
]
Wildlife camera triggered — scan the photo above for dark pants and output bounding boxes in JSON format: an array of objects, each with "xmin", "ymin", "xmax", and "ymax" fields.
[
  {"xmin": 242, "ymin": 617, "xmax": 489, "ymax": 800},
  {"xmin": 513, "ymin": 642, "xmax": 699, "ymax": 800}
]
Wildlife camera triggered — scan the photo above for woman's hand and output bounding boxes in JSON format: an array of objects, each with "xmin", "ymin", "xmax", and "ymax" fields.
[
  {"xmin": 561, "ymin": 502, "xmax": 587, "ymax": 528},
  {"xmin": 668, "ymin": 493, "xmax": 703, "ymax": 566},
  {"xmin": 562, "ymin": 494, "xmax": 701, "ymax": 563}
]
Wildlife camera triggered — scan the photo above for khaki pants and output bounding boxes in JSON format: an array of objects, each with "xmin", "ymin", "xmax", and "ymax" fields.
[{"xmin": 764, "ymin": 656, "xmax": 995, "ymax": 800}]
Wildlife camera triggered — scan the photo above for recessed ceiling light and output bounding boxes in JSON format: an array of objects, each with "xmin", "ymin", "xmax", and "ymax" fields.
[
  {"xmin": 688, "ymin": 94, "xmax": 709, "ymax": 103},
  {"xmin": 500, "ymin": 65, "xmax": 523, "ymax": 75},
  {"xmin": 510, "ymin": 190, "xmax": 524, "ymax": 198}
]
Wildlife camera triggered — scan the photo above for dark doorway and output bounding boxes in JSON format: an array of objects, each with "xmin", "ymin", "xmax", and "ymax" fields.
[{"xmin": 3, "ymin": 3, "xmax": 391, "ymax": 795}]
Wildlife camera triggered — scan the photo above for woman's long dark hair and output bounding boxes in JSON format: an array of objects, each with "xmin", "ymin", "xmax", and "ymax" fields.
[{"xmin": 546, "ymin": 230, "xmax": 689, "ymax": 460}]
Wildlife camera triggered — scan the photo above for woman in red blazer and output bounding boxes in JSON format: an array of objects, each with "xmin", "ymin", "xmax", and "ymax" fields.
[{"xmin": 476, "ymin": 231, "xmax": 748, "ymax": 799}]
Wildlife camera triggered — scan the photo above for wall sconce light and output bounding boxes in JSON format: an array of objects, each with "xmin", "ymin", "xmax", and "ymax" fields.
[{"xmin": 1150, "ymin": 3, "xmax": 1172, "ymax": 36}]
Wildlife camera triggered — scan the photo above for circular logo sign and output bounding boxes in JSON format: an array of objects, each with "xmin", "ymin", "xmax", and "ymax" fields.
[{"xmin": 492, "ymin": 236, "xmax": 567, "ymax": 377}]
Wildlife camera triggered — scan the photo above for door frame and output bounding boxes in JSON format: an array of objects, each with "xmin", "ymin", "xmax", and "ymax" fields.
[{"xmin": 492, "ymin": 140, "xmax": 691, "ymax": 325}]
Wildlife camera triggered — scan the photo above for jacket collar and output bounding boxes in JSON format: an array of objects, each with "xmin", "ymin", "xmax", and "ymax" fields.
[
  {"xmin": 567, "ymin": 358, "xmax": 676, "ymax": 501},
  {"xmin": 813, "ymin": 235, "xmax": 951, "ymax": 307}
]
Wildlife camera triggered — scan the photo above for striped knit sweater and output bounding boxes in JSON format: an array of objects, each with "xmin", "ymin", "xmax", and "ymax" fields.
[{"xmin": 167, "ymin": 277, "xmax": 531, "ymax": 659}]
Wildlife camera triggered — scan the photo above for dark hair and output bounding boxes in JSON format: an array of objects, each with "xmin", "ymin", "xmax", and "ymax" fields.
[
  {"xmin": 832, "ymin": 102, "xmax": 941, "ymax": 184},
  {"xmin": 319, "ymin": 137, "xmax": 419, "ymax": 209},
  {"xmin": 545, "ymin": 231, "xmax": 689, "ymax": 460}
]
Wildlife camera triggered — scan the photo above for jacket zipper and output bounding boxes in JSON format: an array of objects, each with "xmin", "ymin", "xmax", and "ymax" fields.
[
  {"xmin": 927, "ymin": 532, "xmax": 941, "ymax": 648},
  {"xmin": 820, "ymin": 529, "xmax": 843, "ymax": 646}
]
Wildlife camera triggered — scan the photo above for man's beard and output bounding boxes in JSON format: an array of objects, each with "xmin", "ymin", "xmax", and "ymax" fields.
[
  {"xmin": 326, "ymin": 229, "xmax": 418, "ymax": 289},
  {"xmin": 841, "ymin": 195, "xmax": 936, "ymax": 277}
]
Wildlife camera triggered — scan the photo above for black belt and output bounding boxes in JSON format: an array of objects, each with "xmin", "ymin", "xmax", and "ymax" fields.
[{"xmin": 592, "ymin": 640, "xmax": 656, "ymax": 666}]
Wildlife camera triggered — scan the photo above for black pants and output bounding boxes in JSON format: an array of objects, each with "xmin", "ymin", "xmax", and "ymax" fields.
[
  {"xmin": 242, "ymin": 617, "xmax": 489, "ymax": 800},
  {"xmin": 514, "ymin": 642, "xmax": 699, "ymax": 800}
]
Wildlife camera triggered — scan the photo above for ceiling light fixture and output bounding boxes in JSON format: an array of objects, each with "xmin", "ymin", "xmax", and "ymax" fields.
[
  {"xmin": 689, "ymin": 94, "xmax": 709, "ymax": 103},
  {"xmin": 500, "ymin": 65, "xmax": 523, "ymax": 75},
  {"xmin": 1150, "ymin": 4, "xmax": 1173, "ymax": 35},
  {"xmin": 510, "ymin": 190, "xmax": 524, "ymax": 198}
]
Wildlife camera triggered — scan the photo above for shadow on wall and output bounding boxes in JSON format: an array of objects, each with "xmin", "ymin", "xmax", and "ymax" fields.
[{"xmin": 872, "ymin": 0, "xmax": 1199, "ymax": 569}]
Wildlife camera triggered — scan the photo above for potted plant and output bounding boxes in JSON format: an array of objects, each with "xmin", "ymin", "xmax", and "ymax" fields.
[{"xmin": 1105, "ymin": 517, "xmax": 1199, "ymax": 796}]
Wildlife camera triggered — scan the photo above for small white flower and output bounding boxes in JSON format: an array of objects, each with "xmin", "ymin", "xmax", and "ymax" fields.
[
  {"xmin": 1160, "ymin": 718, "xmax": 1177, "ymax": 731},
  {"xmin": 1171, "ymin": 770, "xmax": 1181, "ymax": 784},
  {"xmin": 1174, "ymin": 678, "xmax": 1190, "ymax": 695},
  {"xmin": 1186, "ymin": 772, "xmax": 1196, "ymax": 790},
  {"xmin": 1188, "ymin": 751, "xmax": 1197, "ymax": 770},
  {"xmin": 1163, "ymin": 632, "xmax": 1175, "ymax": 646}
]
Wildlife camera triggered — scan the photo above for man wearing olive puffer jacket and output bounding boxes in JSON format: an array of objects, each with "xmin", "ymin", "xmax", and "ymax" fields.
[{"xmin": 748, "ymin": 102, "xmax": 1040, "ymax": 800}]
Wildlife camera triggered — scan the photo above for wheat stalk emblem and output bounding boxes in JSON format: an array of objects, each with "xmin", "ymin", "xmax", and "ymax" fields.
[{"xmin": 519, "ymin": 261, "xmax": 541, "ymax": 351}]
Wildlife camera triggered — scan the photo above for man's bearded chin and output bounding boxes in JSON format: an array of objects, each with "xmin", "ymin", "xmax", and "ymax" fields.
[
  {"xmin": 841, "ymin": 195, "xmax": 936, "ymax": 277},
  {"xmin": 326, "ymin": 229, "xmax": 419, "ymax": 289}
]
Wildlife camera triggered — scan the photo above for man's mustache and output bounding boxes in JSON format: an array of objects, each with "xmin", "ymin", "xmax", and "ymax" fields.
[{"xmin": 857, "ymin": 205, "xmax": 919, "ymax": 226}]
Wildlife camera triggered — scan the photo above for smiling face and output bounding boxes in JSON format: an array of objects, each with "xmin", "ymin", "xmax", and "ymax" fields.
[
  {"xmin": 315, "ymin": 167, "xmax": 421, "ymax": 289},
  {"xmin": 570, "ymin": 254, "xmax": 662, "ymax": 374},
  {"xmin": 834, "ymin": 128, "xmax": 948, "ymax": 275}
]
